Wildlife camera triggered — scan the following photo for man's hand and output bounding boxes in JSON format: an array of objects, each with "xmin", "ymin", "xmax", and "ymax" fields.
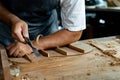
[
  {"xmin": 11, "ymin": 19, "xmax": 29, "ymax": 42},
  {"xmin": 7, "ymin": 42, "xmax": 33, "ymax": 57}
]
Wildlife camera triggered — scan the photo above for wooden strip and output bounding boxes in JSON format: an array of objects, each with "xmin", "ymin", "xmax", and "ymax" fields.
[
  {"xmin": 88, "ymin": 40, "xmax": 108, "ymax": 52},
  {"xmin": 54, "ymin": 47, "xmax": 67, "ymax": 55},
  {"xmin": 0, "ymin": 49, "xmax": 11, "ymax": 80},
  {"xmin": 70, "ymin": 41, "xmax": 93, "ymax": 53},
  {"xmin": 68, "ymin": 45, "xmax": 84, "ymax": 53},
  {"xmin": 24, "ymin": 54, "xmax": 32, "ymax": 62},
  {"xmin": 45, "ymin": 50, "xmax": 64, "ymax": 57},
  {"xmin": 88, "ymin": 40, "xmax": 117, "ymax": 57},
  {"xmin": 40, "ymin": 50, "xmax": 50, "ymax": 57},
  {"xmin": 55, "ymin": 47, "xmax": 82, "ymax": 56}
]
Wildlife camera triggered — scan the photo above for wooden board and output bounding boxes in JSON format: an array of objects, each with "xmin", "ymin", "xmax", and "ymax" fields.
[
  {"xmin": 88, "ymin": 39, "xmax": 120, "ymax": 60},
  {"xmin": 2, "ymin": 36, "xmax": 120, "ymax": 80},
  {"xmin": 10, "ymin": 47, "xmax": 120, "ymax": 80},
  {"xmin": 0, "ymin": 45, "xmax": 11, "ymax": 80}
]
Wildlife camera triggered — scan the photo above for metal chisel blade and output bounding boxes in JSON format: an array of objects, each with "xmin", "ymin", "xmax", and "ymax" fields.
[{"xmin": 24, "ymin": 37, "xmax": 40, "ymax": 56}]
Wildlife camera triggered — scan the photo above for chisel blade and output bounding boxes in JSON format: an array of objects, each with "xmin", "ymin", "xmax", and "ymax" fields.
[{"xmin": 24, "ymin": 37, "xmax": 40, "ymax": 56}]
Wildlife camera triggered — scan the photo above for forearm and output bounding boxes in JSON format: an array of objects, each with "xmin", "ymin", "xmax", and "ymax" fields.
[
  {"xmin": 0, "ymin": 2, "xmax": 20, "ymax": 26},
  {"xmin": 33, "ymin": 29, "xmax": 83, "ymax": 50}
]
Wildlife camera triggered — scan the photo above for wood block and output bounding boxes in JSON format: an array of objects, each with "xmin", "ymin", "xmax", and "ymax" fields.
[
  {"xmin": 56, "ymin": 47, "xmax": 83, "ymax": 56},
  {"xmin": 54, "ymin": 47, "xmax": 67, "ymax": 55},
  {"xmin": 0, "ymin": 49, "xmax": 11, "ymax": 80},
  {"xmin": 87, "ymin": 40, "xmax": 108, "ymax": 52},
  {"xmin": 88, "ymin": 40, "xmax": 120, "ymax": 59},
  {"xmin": 70, "ymin": 41, "xmax": 93, "ymax": 53},
  {"xmin": 68, "ymin": 45, "xmax": 84, "ymax": 53},
  {"xmin": 40, "ymin": 50, "xmax": 50, "ymax": 57},
  {"xmin": 45, "ymin": 49, "xmax": 65, "ymax": 57}
]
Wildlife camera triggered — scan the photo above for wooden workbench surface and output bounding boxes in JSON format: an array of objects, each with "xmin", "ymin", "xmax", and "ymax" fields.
[{"xmin": 1, "ymin": 36, "xmax": 120, "ymax": 80}]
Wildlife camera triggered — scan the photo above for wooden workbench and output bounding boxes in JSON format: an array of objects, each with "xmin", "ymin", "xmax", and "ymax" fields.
[{"xmin": 1, "ymin": 36, "xmax": 120, "ymax": 80}]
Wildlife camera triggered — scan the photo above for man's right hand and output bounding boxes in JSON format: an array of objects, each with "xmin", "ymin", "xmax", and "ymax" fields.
[
  {"xmin": 0, "ymin": 2, "xmax": 29, "ymax": 43},
  {"xmin": 11, "ymin": 19, "xmax": 29, "ymax": 43}
]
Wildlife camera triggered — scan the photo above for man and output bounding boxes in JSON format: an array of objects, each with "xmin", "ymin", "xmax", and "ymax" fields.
[{"xmin": 0, "ymin": 0, "xmax": 86, "ymax": 57}]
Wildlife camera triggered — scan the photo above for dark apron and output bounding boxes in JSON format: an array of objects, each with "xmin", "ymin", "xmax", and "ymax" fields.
[{"xmin": 0, "ymin": 0, "xmax": 60, "ymax": 46}]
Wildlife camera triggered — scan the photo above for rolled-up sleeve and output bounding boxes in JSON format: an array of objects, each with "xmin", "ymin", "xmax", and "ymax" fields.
[{"xmin": 60, "ymin": 0, "xmax": 86, "ymax": 31}]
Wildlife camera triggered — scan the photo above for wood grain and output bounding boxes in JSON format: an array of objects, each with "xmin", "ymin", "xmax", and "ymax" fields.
[
  {"xmin": 88, "ymin": 40, "xmax": 120, "ymax": 60},
  {"xmin": 69, "ymin": 41, "xmax": 93, "ymax": 53},
  {"xmin": 2, "ymin": 36, "xmax": 120, "ymax": 80},
  {"xmin": 9, "ymin": 41, "xmax": 93, "ymax": 63},
  {"xmin": 0, "ymin": 49, "xmax": 11, "ymax": 80}
]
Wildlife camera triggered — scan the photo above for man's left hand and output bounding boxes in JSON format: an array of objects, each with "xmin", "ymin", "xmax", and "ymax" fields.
[{"xmin": 7, "ymin": 42, "xmax": 33, "ymax": 57}]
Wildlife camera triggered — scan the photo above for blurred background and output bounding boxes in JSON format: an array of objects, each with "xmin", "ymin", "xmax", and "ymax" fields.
[{"xmin": 81, "ymin": 0, "xmax": 120, "ymax": 40}]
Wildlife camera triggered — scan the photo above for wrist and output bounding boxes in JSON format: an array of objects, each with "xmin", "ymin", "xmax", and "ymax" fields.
[
  {"xmin": 32, "ymin": 34, "xmax": 44, "ymax": 50},
  {"xmin": 32, "ymin": 40, "xmax": 43, "ymax": 50}
]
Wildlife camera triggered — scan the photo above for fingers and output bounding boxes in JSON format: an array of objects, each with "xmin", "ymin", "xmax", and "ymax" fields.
[
  {"xmin": 12, "ymin": 49, "xmax": 22, "ymax": 57},
  {"xmin": 7, "ymin": 42, "xmax": 22, "ymax": 57},
  {"xmin": 7, "ymin": 42, "xmax": 16, "ymax": 56},
  {"xmin": 11, "ymin": 20, "xmax": 29, "ymax": 43},
  {"xmin": 22, "ymin": 24, "xmax": 29, "ymax": 38},
  {"xmin": 7, "ymin": 42, "xmax": 32, "ymax": 57},
  {"xmin": 7, "ymin": 46, "xmax": 27, "ymax": 57},
  {"xmin": 12, "ymin": 31, "xmax": 25, "ymax": 42}
]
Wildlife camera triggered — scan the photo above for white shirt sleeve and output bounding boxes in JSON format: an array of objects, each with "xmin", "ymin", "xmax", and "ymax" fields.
[{"xmin": 60, "ymin": 0, "xmax": 86, "ymax": 31}]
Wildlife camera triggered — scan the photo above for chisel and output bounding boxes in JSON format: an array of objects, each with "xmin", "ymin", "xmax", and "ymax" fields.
[{"xmin": 24, "ymin": 37, "xmax": 40, "ymax": 56}]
